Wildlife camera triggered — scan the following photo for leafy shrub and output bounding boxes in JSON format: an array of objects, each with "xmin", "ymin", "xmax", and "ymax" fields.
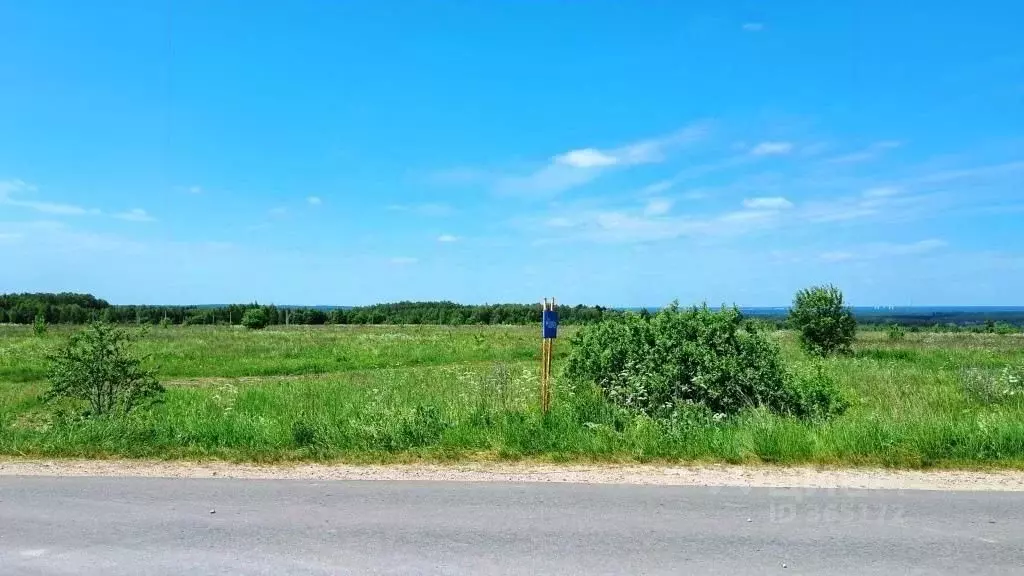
[
  {"xmin": 241, "ymin": 308, "xmax": 268, "ymax": 330},
  {"xmin": 960, "ymin": 365, "xmax": 1024, "ymax": 405},
  {"xmin": 785, "ymin": 364, "xmax": 850, "ymax": 420},
  {"xmin": 159, "ymin": 317, "xmax": 171, "ymax": 329},
  {"xmin": 886, "ymin": 323, "xmax": 906, "ymax": 343},
  {"xmin": 789, "ymin": 285, "xmax": 856, "ymax": 357},
  {"xmin": 33, "ymin": 314, "xmax": 47, "ymax": 336},
  {"xmin": 565, "ymin": 303, "xmax": 840, "ymax": 419},
  {"xmin": 45, "ymin": 322, "xmax": 164, "ymax": 417}
]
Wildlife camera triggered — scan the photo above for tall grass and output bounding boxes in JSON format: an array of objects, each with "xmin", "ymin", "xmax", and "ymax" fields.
[{"xmin": 1, "ymin": 325, "xmax": 1024, "ymax": 467}]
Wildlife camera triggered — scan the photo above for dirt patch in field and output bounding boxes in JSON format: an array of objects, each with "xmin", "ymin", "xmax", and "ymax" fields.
[{"xmin": 2, "ymin": 459, "xmax": 1023, "ymax": 491}]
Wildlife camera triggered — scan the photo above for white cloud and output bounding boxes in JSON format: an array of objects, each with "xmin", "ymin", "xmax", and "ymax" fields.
[
  {"xmin": 113, "ymin": 208, "xmax": 155, "ymax": 222},
  {"xmin": 643, "ymin": 198, "xmax": 673, "ymax": 217},
  {"xmin": 750, "ymin": 141, "xmax": 793, "ymax": 156},
  {"xmin": 742, "ymin": 196, "xmax": 794, "ymax": 210},
  {"xmin": 307, "ymin": 196, "xmax": 322, "ymax": 206},
  {"xmin": 389, "ymin": 256, "xmax": 418, "ymax": 265},
  {"xmin": 493, "ymin": 121, "xmax": 710, "ymax": 196},
  {"xmin": 437, "ymin": 234, "xmax": 459, "ymax": 243},
  {"xmin": 742, "ymin": 22, "xmax": 764, "ymax": 31},
  {"xmin": 188, "ymin": 185, "xmax": 203, "ymax": 194},
  {"xmin": 0, "ymin": 179, "xmax": 99, "ymax": 215},
  {"xmin": 269, "ymin": 207, "xmax": 288, "ymax": 216},
  {"xmin": 862, "ymin": 187, "xmax": 901, "ymax": 198},
  {"xmin": 555, "ymin": 148, "xmax": 620, "ymax": 168}
]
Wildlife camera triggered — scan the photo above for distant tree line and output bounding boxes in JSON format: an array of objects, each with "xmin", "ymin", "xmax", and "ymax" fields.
[
  {"xmin": 0, "ymin": 293, "xmax": 616, "ymax": 326},
  {"xmin": 1, "ymin": 293, "xmax": 1021, "ymax": 332}
]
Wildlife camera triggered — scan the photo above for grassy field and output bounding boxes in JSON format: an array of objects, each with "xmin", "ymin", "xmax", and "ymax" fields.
[{"xmin": 2, "ymin": 324, "xmax": 1023, "ymax": 468}]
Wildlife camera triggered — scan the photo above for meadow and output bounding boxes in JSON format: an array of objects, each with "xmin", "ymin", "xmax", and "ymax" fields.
[{"xmin": 1, "ymin": 324, "xmax": 1023, "ymax": 468}]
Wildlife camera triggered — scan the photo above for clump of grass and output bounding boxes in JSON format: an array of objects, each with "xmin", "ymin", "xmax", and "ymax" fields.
[{"xmin": 960, "ymin": 365, "xmax": 1024, "ymax": 405}]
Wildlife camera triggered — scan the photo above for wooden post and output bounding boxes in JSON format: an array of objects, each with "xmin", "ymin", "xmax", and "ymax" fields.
[
  {"xmin": 540, "ymin": 297, "xmax": 557, "ymax": 414},
  {"xmin": 540, "ymin": 299, "xmax": 548, "ymax": 413}
]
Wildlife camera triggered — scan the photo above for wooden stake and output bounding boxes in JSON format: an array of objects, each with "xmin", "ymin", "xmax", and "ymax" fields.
[{"xmin": 539, "ymin": 297, "xmax": 557, "ymax": 414}]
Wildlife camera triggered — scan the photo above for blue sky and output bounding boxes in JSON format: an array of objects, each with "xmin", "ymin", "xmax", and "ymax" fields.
[{"xmin": 1, "ymin": 1, "xmax": 1022, "ymax": 306}]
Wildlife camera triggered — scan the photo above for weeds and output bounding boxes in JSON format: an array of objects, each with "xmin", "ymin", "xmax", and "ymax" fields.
[{"xmin": 960, "ymin": 365, "xmax": 1024, "ymax": 405}]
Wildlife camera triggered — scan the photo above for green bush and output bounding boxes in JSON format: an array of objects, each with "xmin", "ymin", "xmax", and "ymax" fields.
[
  {"xmin": 159, "ymin": 317, "xmax": 171, "ymax": 329},
  {"xmin": 886, "ymin": 323, "xmax": 906, "ymax": 343},
  {"xmin": 565, "ymin": 303, "xmax": 843, "ymax": 419},
  {"xmin": 785, "ymin": 364, "xmax": 850, "ymax": 420},
  {"xmin": 33, "ymin": 314, "xmax": 47, "ymax": 336},
  {"xmin": 241, "ymin": 308, "xmax": 268, "ymax": 330},
  {"xmin": 789, "ymin": 285, "xmax": 856, "ymax": 357},
  {"xmin": 45, "ymin": 322, "xmax": 164, "ymax": 417}
]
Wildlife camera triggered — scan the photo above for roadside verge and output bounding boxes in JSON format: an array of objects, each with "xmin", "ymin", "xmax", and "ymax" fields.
[{"xmin": 3, "ymin": 459, "xmax": 1024, "ymax": 491}]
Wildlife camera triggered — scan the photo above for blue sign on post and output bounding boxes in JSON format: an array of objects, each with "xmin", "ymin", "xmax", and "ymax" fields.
[{"xmin": 542, "ymin": 310, "xmax": 559, "ymax": 339}]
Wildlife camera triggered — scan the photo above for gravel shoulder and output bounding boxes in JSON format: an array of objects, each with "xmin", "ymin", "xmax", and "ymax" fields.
[{"xmin": 3, "ymin": 459, "xmax": 1024, "ymax": 491}]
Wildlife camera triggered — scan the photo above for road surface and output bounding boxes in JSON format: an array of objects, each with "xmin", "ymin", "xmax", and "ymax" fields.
[{"xmin": 2, "ymin": 476, "xmax": 1022, "ymax": 575}]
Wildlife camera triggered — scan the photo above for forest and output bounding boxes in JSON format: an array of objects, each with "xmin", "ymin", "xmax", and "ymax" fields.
[
  {"xmin": 1, "ymin": 292, "xmax": 1022, "ymax": 331},
  {"xmin": 0, "ymin": 293, "xmax": 613, "ymax": 326}
]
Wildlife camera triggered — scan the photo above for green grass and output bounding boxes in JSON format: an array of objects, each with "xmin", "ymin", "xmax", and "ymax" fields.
[{"xmin": 1, "ymin": 324, "xmax": 1023, "ymax": 467}]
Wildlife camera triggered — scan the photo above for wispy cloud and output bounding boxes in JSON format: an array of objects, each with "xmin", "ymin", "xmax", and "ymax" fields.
[
  {"xmin": 0, "ymin": 179, "xmax": 100, "ymax": 216},
  {"xmin": 750, "ymin": 141, "xmax": 793, "ymax": 156},
  {"xmin": 187, "ymin": 185, "xmax": 203, "ymax": 194},
  {"xmin": 862, "ymin": 186, "xmax": 901, "ymax": 198},
  {"xmin": 555, "ymin": 148, "xmax": 620, "ymax": 168},
  {"xmin": 742, "ymin": 22, "xmax": 765, "ymax": 32},
  {"xmin": 386, "ymin": 203, "xmax": 454, "ymax": 217},
  {"xmin": 643, "ymin": 198, "xmax": 673, "ymax": 217},
  {"xmin": 268, "ymin": 207, "xmax": 288, "ymax": 217},
  {"xmin": 486, "ymin": 122, "xmax": 709, "ymax": 197},
  {"xmin": 913, "ymin": 161, "xmax": 1024, "ymax": 185},
  {"xmin": 113, "ymin": 208, "xmax": 155, "ymax": 222},
  {"xmin": 389, "ymin": 256, "xmax": 418, "ymax": 265},
  {"xmin": 820, "ymin": 239, "xmax": 948, "ymax": 262},
  {"xmin": 743, "ymin": 196, "xmax": 793, "ymax": 210},
  {"xmin": 534, "ymin": 196, "xmax": 788, "ymax": 245},
  {"xmin": 640, "ymin": 180, "xmax": 674, "ymax": 195},
  {"xmin": 825, "ymin": 140, "xmax": 901, "ymax": 164},
  {"xmin": 546, "ymin": 217, "xmax": 574, "ymax": 228},
  {"xmin": 307, "ymin": 196, "xmax": 322, "ymax": 206},
  {"xmin": 0, "ymin": 220, "xmax": 147, "ymax": 254},
  {"xmin": 437, "ymin": 234, "xmax": 459, "ymax": 243}
]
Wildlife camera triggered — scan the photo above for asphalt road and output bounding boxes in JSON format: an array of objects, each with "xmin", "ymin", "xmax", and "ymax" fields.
[{"xmin": 2, "ymin": 477, "xmax": 1022, "ymax": 575}]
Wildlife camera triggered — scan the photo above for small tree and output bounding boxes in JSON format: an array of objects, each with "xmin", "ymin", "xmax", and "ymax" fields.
[
  {"xmin": 789, "ymin": 285, "xmax": 856, "ymax": 357},
  {"xmin": 241, "ymin": 307, "xmax": 268, "ymax": 330},
  {"xmin": 46, "ymin": 322, "xmax": 163, "ymax": 417},
  {"xmin": 33, "ymin": 314, "xmax": 48, "ymax": 337}
]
